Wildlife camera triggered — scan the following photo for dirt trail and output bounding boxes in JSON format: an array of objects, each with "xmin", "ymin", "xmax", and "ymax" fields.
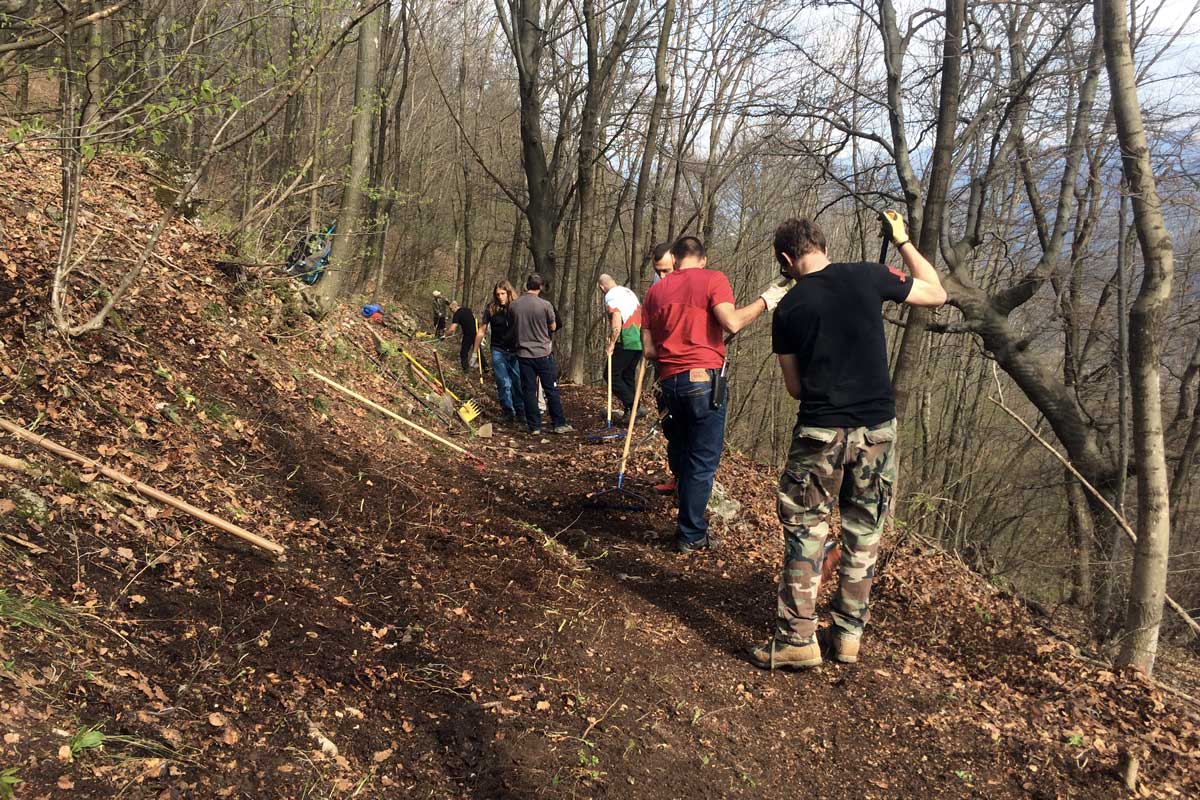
[{"xmin": 1, "ymin": 149, "xmax": 1197, "ymax": 798}]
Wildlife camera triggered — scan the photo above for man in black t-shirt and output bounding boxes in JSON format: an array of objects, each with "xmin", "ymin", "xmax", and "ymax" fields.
[
  {"xmin": 750, "ymin": 213, "xmax": 946, "ymax": 671},
  {"xmin": 446, "ymin": 301, "xmax": 478, "ymax": 372}
]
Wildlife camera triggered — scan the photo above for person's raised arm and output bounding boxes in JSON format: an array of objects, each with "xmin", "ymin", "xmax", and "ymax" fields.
[
  {"xmin": 880, "ymin": 210, "xmax": 947, "ymax": 307},
  {"xmin": 711, "ymin": 278, "xmax": 791, "ymax": 334}
]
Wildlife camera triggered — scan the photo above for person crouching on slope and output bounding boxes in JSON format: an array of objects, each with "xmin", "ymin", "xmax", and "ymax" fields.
[
  {"xmin": 750, "ymin": 213, "xmax": 947, "ymax": 671},
  {"xmin": 641, "ymin": 236, "xmax": 789, "ymax": 553}
]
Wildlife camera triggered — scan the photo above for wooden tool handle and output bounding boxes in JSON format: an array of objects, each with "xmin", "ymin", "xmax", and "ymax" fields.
[
  {"xmin": 617, "ymin": 356, "xmax": 648, "ymax": 476},
  {"xmin": 606, "ymin": 351, "xmax": 613, "ymax": 426},
  {"xmin": 0, "ymin": 417, "xmax": 285, "ymax": 555},
  {"xmin": 308, "ymin": 370, "xmax": 472, "ymax": 458}
]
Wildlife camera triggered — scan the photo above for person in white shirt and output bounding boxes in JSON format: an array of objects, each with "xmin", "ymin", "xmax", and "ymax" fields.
[{"xmin": 597, "ymin": 274, "xmax": 645, "ymax": 421}]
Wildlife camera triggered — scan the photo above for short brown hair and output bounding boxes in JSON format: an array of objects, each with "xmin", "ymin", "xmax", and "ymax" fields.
[
  {"xmin": 774, "ymin": 218, "xmax": 827, "ymax": 267},
  {"xmin": 651, "ymin": 241, "xmax": 672, "ymax": 263}
]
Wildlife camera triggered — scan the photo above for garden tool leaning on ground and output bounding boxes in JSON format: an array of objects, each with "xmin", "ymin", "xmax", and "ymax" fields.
[
  {"xmin": 309, "ymin": 370, "xmax": 485, "ymax": 469},
  {"xmin": 401, "ymin": 347, "xmax": 482, "ymax": 425},
  {"xmin": 585, "ymin": 356, "xmax": 649, "ymax": 512},
  {"xmin": 585, "ymin": 351, "xmax": 625, "ymax": 444}
]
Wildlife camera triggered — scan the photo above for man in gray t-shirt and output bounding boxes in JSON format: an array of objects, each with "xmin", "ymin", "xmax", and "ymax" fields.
[{"xmin": 509, "ymin": 274, "xmax": 572, "ymax": 435}]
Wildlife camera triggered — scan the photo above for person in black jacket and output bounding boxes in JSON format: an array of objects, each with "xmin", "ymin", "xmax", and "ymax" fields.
[{"xmin": 475, "ymin": 280, "xmax": 525, "ymax": 422}]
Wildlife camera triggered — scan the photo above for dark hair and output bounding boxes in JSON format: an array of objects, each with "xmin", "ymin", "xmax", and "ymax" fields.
[
  {"xmin": 774, "ymin": 218, "xmax": 827, "ymax": 267},
  {"xmin": 651, "ymin": 241, "xmax": 673, "ymax": 263},
  {"xmin": 526, "ymin": 273, "xmax": 544, "ymax": 291},
  {"xmin": 670, "ymin": 236, "xmax": 705, "ymax": 261}
]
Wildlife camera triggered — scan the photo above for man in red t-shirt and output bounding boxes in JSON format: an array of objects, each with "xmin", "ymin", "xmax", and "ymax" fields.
[{"xmin": 642, "ymin": 236, "xmax": 789, "ymax": 552}]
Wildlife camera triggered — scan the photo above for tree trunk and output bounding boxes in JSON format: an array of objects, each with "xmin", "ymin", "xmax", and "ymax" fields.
[
  {"xmin": 1097, "ymin": 196, "xmax": 1132, "ymax": 634},
  {"xmin": 888, "ymin": 0, "xmax": 964, "ymax": 421},
  {"xmin": 508, "ymin": 203, "xmax": 524, "ymax": 287},
  {"xmin": 1098, "ymin": 0, "xmax": 1175, "ymax": 675},
  {"xmin": 1066, "ymin": 471, "xmax": 1095, "ymax": 610},
  {"xmin": 457, "ymin": 21, "xmax": 474, "ymax": 310},
  {"xmin": 627, "ymin": 0, "xmax": 675, "ymax": 292},
  {"xmin": 497, "ymin": 0, "xmax": 559, "ymax": 285},
  {"xmin": 319, "ymin": 1, "xmax": 382, "ymax": 302}
]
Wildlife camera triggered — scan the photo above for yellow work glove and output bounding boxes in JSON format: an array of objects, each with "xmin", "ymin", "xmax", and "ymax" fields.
[{"xmin": 879, "ymin": 210, "xmax": 911, "ymax": 247}]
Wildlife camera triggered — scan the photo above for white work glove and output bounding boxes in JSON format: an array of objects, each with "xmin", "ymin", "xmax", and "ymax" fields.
[{"xmin": 759, "ymin": 279, "xmax": 791, "ymax": 312}]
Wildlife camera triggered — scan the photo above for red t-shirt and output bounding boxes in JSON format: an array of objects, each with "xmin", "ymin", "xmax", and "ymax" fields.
[{"xmin": 642, "ymin": 268, "xmax": 736, "ymax": 380}]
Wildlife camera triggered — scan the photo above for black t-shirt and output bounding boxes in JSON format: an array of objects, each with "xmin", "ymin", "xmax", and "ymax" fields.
[
  {"xmin": 483, "ymin": 305, "xmax": 518, "ymax": 353},
  {"xmin": 452, "ymin": 307, "xmax": 477, "ymax": 353},
  {"xmin": 772, "ymin": 261, "xmax": 913, "ymax": 427}
]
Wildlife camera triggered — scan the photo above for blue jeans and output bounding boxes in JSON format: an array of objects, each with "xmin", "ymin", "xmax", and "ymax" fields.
[
  {"xmin": 519, "ymin": 355, "xmax": 567, "ymax": 431},
  {"xmin": 659, "ymin": 370, "xmax": 727, "ymax": 545},
  {"xmin": 491, "ymin": 349, "xmax": 525, "ymax": 417}
]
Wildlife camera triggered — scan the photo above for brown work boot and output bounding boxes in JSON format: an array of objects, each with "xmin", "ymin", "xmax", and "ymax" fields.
[
  {"xmin": 828, "ymin": 631, "xmax": 861, "ymax": 663},
  {"xmin": 748, "ymin": 636, "xmax": 822, "ymax": 670}
]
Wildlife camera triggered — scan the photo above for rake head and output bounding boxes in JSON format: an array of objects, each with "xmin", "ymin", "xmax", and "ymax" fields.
[
  {"xmin": 585, "ymin": 428, "xmax": 625, "ymax": 444},
  {"xmin": 458, "ymin": 399, "xmax": 482, "ymax": 424},
  {"xmin": 584, "ymin": 473, "xmax": 648, "ymax": 512}
]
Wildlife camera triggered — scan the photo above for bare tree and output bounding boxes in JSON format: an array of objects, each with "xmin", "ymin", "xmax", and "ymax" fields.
[
  {"xmin": 319, "ymin": 0, "xmax": 383, "ymax": 302},
  {"xmin": 1097, "ymin": 0, "xmax": 1175, "ymax": 674}
]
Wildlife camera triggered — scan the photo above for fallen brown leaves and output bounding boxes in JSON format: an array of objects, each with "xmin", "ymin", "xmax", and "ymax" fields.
[{"xmin": 0, "ymin": 145, "xmax": 1196, "ymax": 800}]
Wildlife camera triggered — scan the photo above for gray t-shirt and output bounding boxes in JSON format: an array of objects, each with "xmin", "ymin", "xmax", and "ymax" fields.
[{"xmin": 509, "ymin": 292, "xmax": 556, "ymax": 358}]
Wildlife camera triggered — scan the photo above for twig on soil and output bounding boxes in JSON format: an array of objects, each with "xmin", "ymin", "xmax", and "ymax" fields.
[
  {"xmin": 549, "ymin": 511, "xmax": 585, "ymax": 540},
  {"xmin": 2, "ymin": 533, "xmax": 47, "ymax": 554},
  {"xmin": 0, "ymin": 417, "xmax": 285, "ymax": 556},
  {"xmin": 580, "ymin": 696, "xmax": 622, "ymax": 742}
]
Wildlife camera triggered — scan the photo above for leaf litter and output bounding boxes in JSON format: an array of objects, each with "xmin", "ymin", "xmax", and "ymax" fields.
[{"xmin": 0, "ymin": 147, "xmax": 1197, "ymax": 798}]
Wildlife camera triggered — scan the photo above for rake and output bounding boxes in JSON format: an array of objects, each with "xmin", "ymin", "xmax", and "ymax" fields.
[
  {"xmin": 401, "ymin": 347, "xmax": 481, "ymax": 425},
  {"xmin": 458, "ymin": 398, "xmax": 482, "ymax": 424},
  {"xmin": 585, "ymin": 356, "xmax": 649, "ymax": 512},
  {"xmin": 585, "ymin": 351, "xmax": 625, "ymax": 444}
]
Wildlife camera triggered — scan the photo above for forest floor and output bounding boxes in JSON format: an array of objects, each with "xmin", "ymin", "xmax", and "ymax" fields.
[{"xmin": 1, "ymin": 148, "xmax": 1198, "ymax": 799}]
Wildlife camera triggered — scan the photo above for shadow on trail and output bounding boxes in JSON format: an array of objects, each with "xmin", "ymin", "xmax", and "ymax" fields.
[{"xmin": 552, "ymin": 505, "xmax": 779, "ymax": 662}]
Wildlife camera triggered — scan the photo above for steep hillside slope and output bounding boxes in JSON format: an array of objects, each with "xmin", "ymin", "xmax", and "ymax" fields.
[{"xmin": 1, "ymin": 148, "xmax": 1197, "ymax": 798}]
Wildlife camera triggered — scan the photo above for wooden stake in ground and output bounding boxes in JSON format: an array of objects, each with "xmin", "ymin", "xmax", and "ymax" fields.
[{"xmin": 0, "ymin": 417, "xmax": 285, "ymax": 556}]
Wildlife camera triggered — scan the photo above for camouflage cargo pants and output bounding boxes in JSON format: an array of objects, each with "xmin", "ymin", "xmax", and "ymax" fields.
[{"xmin": 775, "ymin": 418, "xmax": 897, "ymax": 645}]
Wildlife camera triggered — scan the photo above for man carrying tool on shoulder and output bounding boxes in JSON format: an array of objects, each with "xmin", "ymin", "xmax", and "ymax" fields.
[
  {"xmin": 749, "ymin": 212, "xmax": 946, "ymax": 671},
  {"xmin": 641, "ymin": 236, "xmax": 789, "ymax": 553}
]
